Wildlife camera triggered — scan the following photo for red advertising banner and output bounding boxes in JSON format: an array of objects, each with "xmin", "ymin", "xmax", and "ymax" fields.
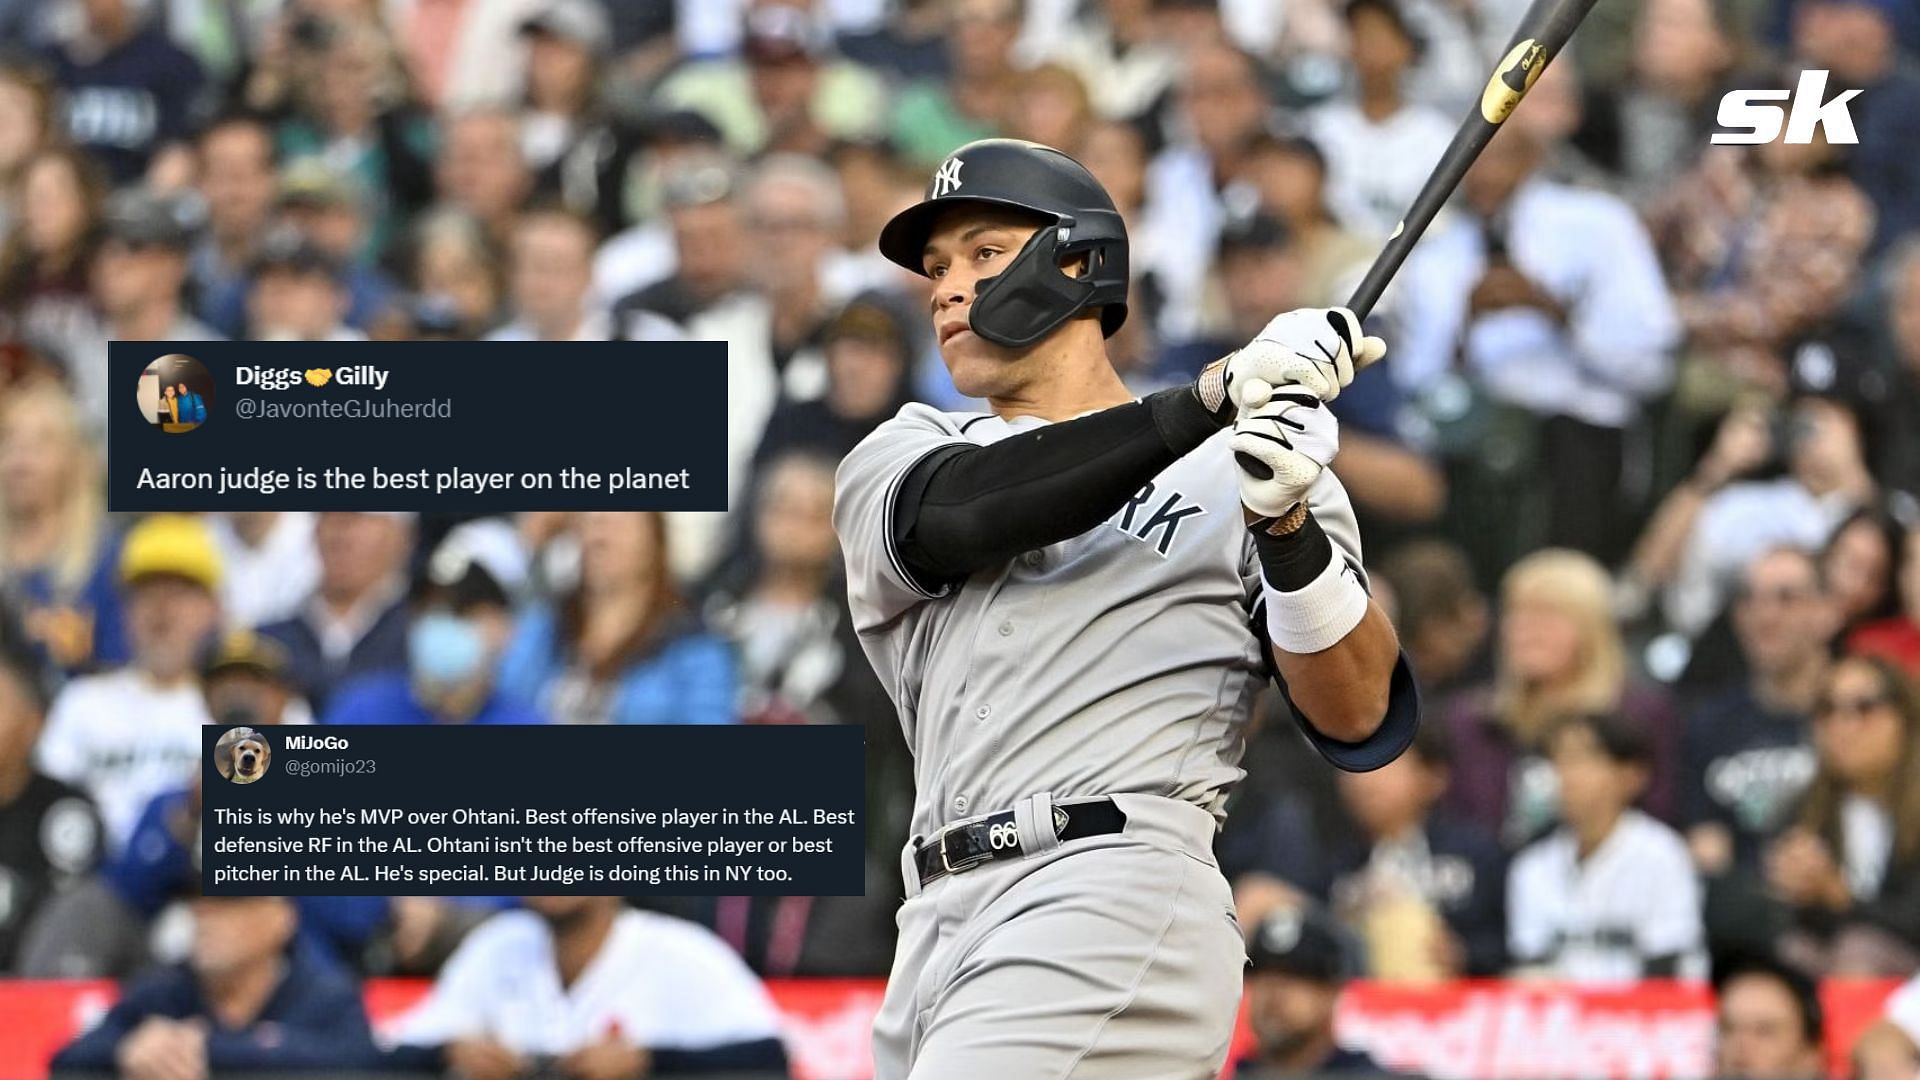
[{"xmin": 0, "ymin": 977, "xmax": 1902, "ymax": 1080}]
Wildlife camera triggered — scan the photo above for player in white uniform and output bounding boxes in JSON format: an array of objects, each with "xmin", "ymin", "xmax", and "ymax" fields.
[{"xmin": 835, "ymin": 139, "xmax": 1421, "ymax": 1078}]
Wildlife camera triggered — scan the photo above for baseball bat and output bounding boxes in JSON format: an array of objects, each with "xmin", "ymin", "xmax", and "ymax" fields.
[{"xmin": 1343, "ymin": 0, "xmax": 1604, "ymax": 325}]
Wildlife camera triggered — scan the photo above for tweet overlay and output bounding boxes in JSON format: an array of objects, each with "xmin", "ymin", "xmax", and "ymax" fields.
[
  {"xmin": 109, "ymin": 341, "xmax": 726, "ymax": 511},
  {"xmin": 201, "ymin": 725, "xmax": 864, "ymax": 896}
]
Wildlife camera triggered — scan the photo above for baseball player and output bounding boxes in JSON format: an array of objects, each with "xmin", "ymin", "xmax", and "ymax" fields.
[{"xmin": 835, "ymin": 139, "xmax": 1421, "ymax": 1079}]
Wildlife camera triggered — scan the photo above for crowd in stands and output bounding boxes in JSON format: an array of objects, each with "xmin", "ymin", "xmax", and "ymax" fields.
[{"xmin": 1, "ymin": 0, "xmax": 1919, "ymax": 1074}]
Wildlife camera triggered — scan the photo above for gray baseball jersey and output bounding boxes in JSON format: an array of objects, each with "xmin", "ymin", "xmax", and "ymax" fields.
[{"xmin": 835, "ymin": 402, "xmax": 1392, "ymax": 842}]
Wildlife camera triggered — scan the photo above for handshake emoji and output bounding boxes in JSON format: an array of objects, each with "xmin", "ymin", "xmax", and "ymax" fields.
[{"xmin": 304, "ymin": 368, "xmax": 332, "ymax": 387}]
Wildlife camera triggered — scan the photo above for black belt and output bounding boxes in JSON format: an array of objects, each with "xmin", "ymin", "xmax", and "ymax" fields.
[{"xmin": 914, "ymin": 798, "xmax": 1128, "ymax": 887}]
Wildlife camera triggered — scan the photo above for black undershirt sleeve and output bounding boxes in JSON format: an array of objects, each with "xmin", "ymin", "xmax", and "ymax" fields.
[{"xmin": 894, "ymin": 387, "xmax": 1227, "ymax": 585}]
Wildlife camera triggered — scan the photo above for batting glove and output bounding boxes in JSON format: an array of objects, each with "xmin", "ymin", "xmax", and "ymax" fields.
[
  {"xmin": 1218, "ymin": 307, "xmax": 1386, "ymax": 410},
  {"xmin": 1231, "ymin": 390, "xmax": 1340, "ymax": 520}
]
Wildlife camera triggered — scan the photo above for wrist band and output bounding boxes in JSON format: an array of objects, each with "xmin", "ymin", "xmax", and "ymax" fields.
[{"xmin": 1257, "ymin": 517, "xmax": 1370, "ymax": 654}]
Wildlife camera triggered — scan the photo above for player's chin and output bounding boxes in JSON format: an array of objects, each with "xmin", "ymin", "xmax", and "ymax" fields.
[{"xmin": 941, "ymin": 338, "xmax": 1022, "ymax": 398}]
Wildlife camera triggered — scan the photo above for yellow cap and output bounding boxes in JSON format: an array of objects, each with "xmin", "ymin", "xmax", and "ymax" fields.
[{"xmin": 120, "ymin": 514, "xmax": 222, "ymax": 591}]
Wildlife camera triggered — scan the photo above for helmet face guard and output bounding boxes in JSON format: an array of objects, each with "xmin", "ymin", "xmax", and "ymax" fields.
[
  {"xmin": 970, "ymin": 213, "xmax": 1128, "ymax": 348},
  {"xmin": 877, "ymin": 139, "xmax": 1130, "ymax": 350}
]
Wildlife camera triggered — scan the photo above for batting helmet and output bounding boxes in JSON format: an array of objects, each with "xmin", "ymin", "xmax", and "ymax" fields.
[{"xmin": 878, "ymin": 139, "xmax": 1128, "ymax": 349}]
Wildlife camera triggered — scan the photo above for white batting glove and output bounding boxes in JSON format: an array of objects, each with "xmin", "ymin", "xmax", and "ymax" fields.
[
  {"xmin": 1223, "ymin": 307, "xmax": 1386, "ymax": 409},
  {"xmin": 1231, "ymin": 389, "xmax": 1340, "ymax": 519}
]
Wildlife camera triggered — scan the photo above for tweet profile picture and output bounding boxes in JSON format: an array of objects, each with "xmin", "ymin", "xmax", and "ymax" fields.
[
  {"xmin": 139, "ymin": 354, "xmax": 213, "ymax": 433},
  {"xmin": 214, "ymin": 727, "xmax": 271, "ymax": 784}
]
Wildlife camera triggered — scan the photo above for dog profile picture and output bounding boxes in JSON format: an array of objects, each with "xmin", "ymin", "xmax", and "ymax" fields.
[
  {"xmin": 214, "ymin": 727, "xmax": 271, "ymax": 784},
  {"xmin": 139, "ymin": 354, "xmax": 214, "ymax": 433}
]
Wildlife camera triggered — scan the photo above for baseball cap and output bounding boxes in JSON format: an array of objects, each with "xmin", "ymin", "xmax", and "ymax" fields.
[
  {"xmin": 1246, "ymin": 905, "xmax": 1353, "ymax": 984},
  {"xmin": 202, "ymin": 629, "xmax": 294, "ymax": 684},
  {"xmin": 743, "ymin": 5, "xmax": 827, "ymax": 64},
  {"xmin": 121, "ymin": 514, "xmax": 223, "ymax": 592},
  {"xmin": 1217, "ymin": 211, "xmax": 1294, "ymax": 260},
  {"xmin": 277, "ymin": 158, "xmax": 362, "ymax": 210},
  {"xmin": 414, "ymin": 519, "xmax": 529, "ymax": 610},
  {"xmin": 519, "ymin": 0, "xmax": 612, "ymax": 57},
  {"xmin": 249, "ymin": 225, "xmax": 342, "ymax": 280},
  {"xmin": 103, "ymin": 189, "xmax": 196, "ymax": 251}
]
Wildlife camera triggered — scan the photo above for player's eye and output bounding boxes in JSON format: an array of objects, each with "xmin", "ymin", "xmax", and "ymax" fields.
[{"xmin": 976, "ymin": 246, "xmax": 1002, "ymax": 263}]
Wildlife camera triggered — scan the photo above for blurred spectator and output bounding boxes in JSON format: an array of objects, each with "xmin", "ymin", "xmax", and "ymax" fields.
[
  {"xmin": 50, "ymin": 894, "xmax": 382, "ymax": 1073},
  {"xmin": 1597, "ymin": 0, "xmax": 1743, "ymax": 192},
  {"xmin": 1232, "ymin": 905, "xmax": 1398, "ymax": 1078},
  {"xmin": 24, "ymin": 630, "xmax": 321, "ymax": 978},
  {"xmin": 209, "ymin": 513, "xmax": 320, "ymax": 631},
  {"xmin": 746, "ymin": 153, "xmax": 854, "ymax": 400},
  {"xmin": 33, "ymin": 514, "xmax": 219, "ymax": 853},
  {"xmin": 1864, "ymin": 239, "xmax": 1920, "ymax": 496},
  {"xmin": 591, "ymin": 109, "xmax": 730, "ymax": 304},
  {"xmin": 1507, "ymin": 711, "xmax": 1707, "ymax": 981},
  {"xmin": 187, "ymin": 113, "xmax": 278, "ymax": 337},
  {"xmin": 1826, "ymin": 508, "xmax": 1906, "ymax": 640},
  {"xmin": 837, "ymin": 0, "xmax": 951, "ymax": 82},
  {"xmin": 1375, "ymin": 541, "xmax": 1491, "ymax": 699},
  {"xmin": 0, "ymin": 146, "xmax": 107, "ymax": 392},
  {"xmin": 259, "ymin": 511, "xmax": 414, "ymax": 711},
  {"xmin": 1768, "ymin": 654, "xmax": 1920, "ymax": 974},
  {"xmin": 488, "ymin": 204, "xmax": 611, "ymax": 341},
  {"xmin": 274, "ymin": 14, "xmax": 434, "ymax": 257},
  {"xmin": 386, "ymin": 896, "xmax": 788, "ymax": 1075},
  {"xmin": 1683, "ymin": 549, "xmax": 1832, "ymax": 886},
  {"xmin": 75, "ymin": 190, "xmax": 224, "ymax": 415},
  {"xmin": 1003, "ymin": 63, "xmax": 1093, "ymax": 156},
  {"xmin": 500, "ymin": 512, "xmax": 734, "ymax": 725},
  {"xmin": 518, "ymin": 0, "xmax": 639, "ymax": 235},
  {"xmin": 752, "ymin": 294, "xmax": 916, "ymax": 468},
  {"xmin": 1141, "ymin": 38, "xmax": 1271, "ymax": 341},
  {"xmin": 706, "ymin": 452, "xmax": 881, "ymax": 723},
  {"xmin": 327, "ymin": 521, "xmax": 544, "ymax": 726},
  {"xmin": 0, "ymin": 58, "xmax": 56, "ymax": 240},
  {"xmin": 1237, "ymin": 133, "xmax": 1377, "ymax": 308},
  {"xmin": 889, "ymin": 0, "xmax": 1019, "ymax": 165},
  {"xmin": 1848, "ymin": 525, "xmax": 1920, "ymax": 674},
  {"xmin": 1633, "ymin": 394, "xmax": 1877, "ymax": 638},
  {"xmin": 435, "ymin": 107, "xmax": 535, "ymax": 250},
  {"xmin": 40, "ymin": 0, "xmax": 206, "ymax": 184},
  {"xmin": 1303, "ymin": 0, "xmax": 1453, "ymax": 237},
  {"xmin": 0, "ymin": 642, "xmax": 101, "ymax": 973},
  {"xmin": 244, "ymin": 227, "xmax": 361, "ymax": 341},
  {"xmin": 1712, "ymin": 955, "xmax": 1826, "ymax": 1080},
  {"xmin": 1790, "ymin": 0, "xmax": 1920, "ymax": 253},
  {"xmin": 1226, "ymin": 720, "xmax": 1508, "ymax": 979},
  {"xmin": 1395, "ymin": 125, "xmax": 1679, "ymax": 562},
  {"xmin": 1649, "ymin": 136, "xmax": 1873, "ymax": 394},
  {"xmin": 406, "ymin": 207, "xmax": 507, "ymax": 337},
  {"xmin": 613, "ymin": 151, "xmax": 749, "ymax": 339},
  {"xmin": 1039, "ymin": 0, "xmax": 1179, "ymax": 122},
  {"xmin": 657, "ymin": 0, "xmax": 888, "ymax": 159},
  {"xmin": 265, "ymin": 158, "xmax": 402, "ymax": 328},
  {"xmin": 1442, "ymin": 549, "xmax": 1681, "ymax": 846},
  {"xmin": 0, "ymin": 379, "xmax": 127, "ymax": 679}
]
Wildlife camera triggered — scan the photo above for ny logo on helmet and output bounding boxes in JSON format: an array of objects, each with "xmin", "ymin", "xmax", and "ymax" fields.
[{"xmin": 931, "ymin": 157, "xmax": 965, "ymax": 197}]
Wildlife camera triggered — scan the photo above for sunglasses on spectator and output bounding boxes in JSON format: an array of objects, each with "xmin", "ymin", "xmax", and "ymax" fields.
[
  {"xmin": 1813, "ymin": 693, "xmax": 1891, "ymax": 721},
  {"xmin": 1735, "ymin": 585, "xmax": 1818, "ymax": 606}
]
